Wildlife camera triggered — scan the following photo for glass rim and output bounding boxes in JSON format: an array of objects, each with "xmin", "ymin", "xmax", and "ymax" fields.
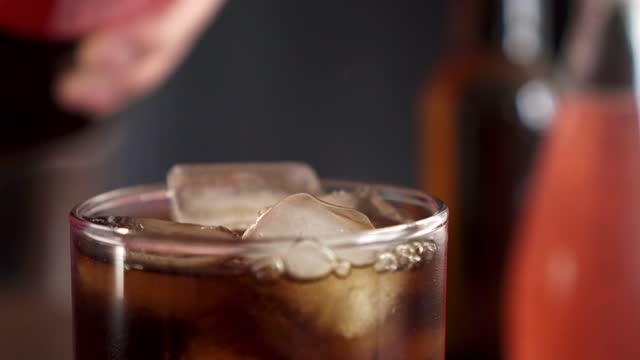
[{"xmin": 69, "ymin": 180, "xmax": 448, "ymax": 256}]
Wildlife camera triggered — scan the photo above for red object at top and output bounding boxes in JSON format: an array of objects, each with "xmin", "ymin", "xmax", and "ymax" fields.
[{"xmin": 0, "ymin": 0, "xmax": 165, "ymax": 39}]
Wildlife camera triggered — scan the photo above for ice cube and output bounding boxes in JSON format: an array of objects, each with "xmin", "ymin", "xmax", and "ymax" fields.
[
  {"xmin": 320, "ymin": 189, "xmax": 404, "ymax": 266},
  {"xmin": 318, "ymin": 190, "xmax": 359, "ymax": 208},
  {"xmin": 320, "ymin": 187, "xmax": 410, "ymax": 226},
  {"xmin": 168, "ymin": 162, "xmax": 322, "ymax": 229},
  {"xmin": 249, "ymin": 267, "xmax": 411, "ymax": 345},
  {"xmin": 251, "ymin": 256, "xmax": 285, "ymax": 282},
  {"xmin": 283, "ymin": 239, "xmax": 337, "ymax": 280},
  {"xmin": 242, "ymin": 193, "xmax": 374, "ymax": 241},
  {"xmin": 88, "ymin": 216, "xmax": 240, "ymax": 240},
  {"xmin": 242, "ymin": 193, "xmax": 375, "ymax": 279},
  {"xmin": 85, "ymin": 216, "xmax": 243, "ymax": 272}
]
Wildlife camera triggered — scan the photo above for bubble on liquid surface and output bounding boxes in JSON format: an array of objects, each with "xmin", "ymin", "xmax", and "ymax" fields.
[
  {"xmin": 374, "ymin": 239, "xmax": 438, "ymax": 273},
  {"xmin": 423, "ymin": 240, "xmax": 438, "ymax": 262},
  {"xmin": 410, "ymin": 241, "xmax": 425, "ymax": 255},
  {"xmin": 423, "ymin": 240, "xmax": 438, "ymax": 255},
  {"xmin": 168, "ymin": 162, "xmax": 322, "ymax": 229},
  {"xmin": 333, "ymin": 260, "xmax": 352, "ymax": 278},
  {"xmin": 374, "ymin": 253, "xmax": 399, "ymax": 273},
  {"xmin": 395, "ymin": 243, "xmax": 422, "ymax": 269}
]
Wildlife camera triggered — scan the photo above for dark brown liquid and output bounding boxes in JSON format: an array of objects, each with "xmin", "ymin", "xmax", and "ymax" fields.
[{"xmin": 72, "ymin": 227, "xmax": 446, "ymax": 359}]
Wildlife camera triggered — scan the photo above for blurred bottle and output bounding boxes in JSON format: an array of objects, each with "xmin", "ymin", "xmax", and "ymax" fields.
[
  {"xmin": 417, "ymin": 0, "xmax": 555, "ymax": 359},
  {"xmin": 0, "ymin": 2, "xmax": 151, "ymax": 358},
  {"xmin": 507, "ymin": 1, "xmax": 640, "ymax": 359}
]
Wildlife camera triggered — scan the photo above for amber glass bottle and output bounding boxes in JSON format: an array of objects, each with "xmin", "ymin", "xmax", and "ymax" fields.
[{"xmin": 418, "ymin": 1, "xmax": 554, "ymax": 358}]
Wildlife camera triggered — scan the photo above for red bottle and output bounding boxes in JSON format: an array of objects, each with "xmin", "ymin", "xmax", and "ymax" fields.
[{"xmin": 507, "ymin": 1, "xmax": 640, "ymax": 359}]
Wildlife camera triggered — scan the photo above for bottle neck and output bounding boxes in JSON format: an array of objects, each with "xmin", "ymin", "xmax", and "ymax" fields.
[
  {"xmin": 448, "ymin": 0, "xmax": 551, "ymax": 66},
  {"xmin": 560, "ymin": 0, "xmax": 635, "ymax": 92}
]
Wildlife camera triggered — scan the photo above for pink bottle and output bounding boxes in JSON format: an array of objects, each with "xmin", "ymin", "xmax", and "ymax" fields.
[{"xmin": 507, "ymin": 1, "xmax": 640, "ymax": 359}]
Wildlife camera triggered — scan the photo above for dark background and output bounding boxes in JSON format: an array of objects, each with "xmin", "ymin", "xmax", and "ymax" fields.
[{"xmin": 113, "ymin": 0, "xmax": 445, "ymax": 187}]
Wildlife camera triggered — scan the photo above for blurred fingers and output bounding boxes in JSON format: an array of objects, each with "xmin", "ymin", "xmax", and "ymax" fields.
[{"xmin": 56, "ymin": 0, "xmax": 226, "ymax": 116}]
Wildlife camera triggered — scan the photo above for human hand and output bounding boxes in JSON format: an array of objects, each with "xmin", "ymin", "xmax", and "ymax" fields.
[{"xmin": 55, "ymin": 0, "xmax": 226, "ymax": 115}]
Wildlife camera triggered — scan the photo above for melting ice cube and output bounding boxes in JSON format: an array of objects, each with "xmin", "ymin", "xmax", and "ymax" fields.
[
  {"xmin": 242, "ymin": 193, "xmax": 375, "ymax": 279},
  {"xmin": 86, "ymin": 216, "xmax": 243, "ymax": 271},
  {"xmin": 88, "ymin": 216, "xmax": 239, "ymax": 241},
  {"xmin": 249, "ymin": 266, "xmax": 411, "ymax": 346},
  {"xmin": 320, "ymin": 186, "xmax": 410, "ymax": 226},
  {"xmin": 242, "ymin": 193, "xmax": 374, "ymax": 241},
  {"xmin": 168, "ymin": 162, "xmax": 322, "ymax": 229}
]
